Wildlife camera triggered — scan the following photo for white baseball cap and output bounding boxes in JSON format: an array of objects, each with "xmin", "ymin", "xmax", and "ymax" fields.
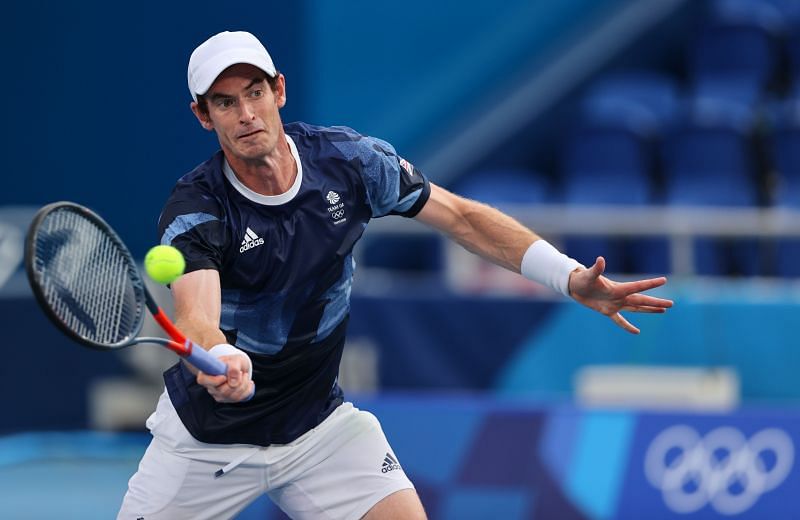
[{"xmin": 187, "ymin": 31, "xmax": 277, "ymax": 102}]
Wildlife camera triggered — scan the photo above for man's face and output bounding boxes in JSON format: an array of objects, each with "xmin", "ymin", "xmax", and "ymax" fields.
[{"xmin": 191, "ymin": 63, "xmax": 286, "ymax": 162}]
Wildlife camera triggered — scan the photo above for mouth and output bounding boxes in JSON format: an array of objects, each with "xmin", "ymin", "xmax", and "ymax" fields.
[{"xmin": 238, "ymin": 129, "xmax": 264, "ymax": 140}]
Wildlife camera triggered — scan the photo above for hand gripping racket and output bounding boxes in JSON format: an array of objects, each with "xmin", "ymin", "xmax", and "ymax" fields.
[{"xmin": 24, "ymin": 201, "xmax": 227, "ymax": 376}]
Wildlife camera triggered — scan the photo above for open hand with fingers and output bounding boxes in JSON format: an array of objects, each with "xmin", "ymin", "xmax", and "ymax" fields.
[{"xmin": 568, "ymin": 256, "xmax": 673, "ymax": 334}]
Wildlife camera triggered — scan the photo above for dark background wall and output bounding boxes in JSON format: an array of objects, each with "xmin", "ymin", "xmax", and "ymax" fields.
[
  {"xmin": 2, "ymin": 0, "xmax": 631, "ymax": 257},
  {"xmin": 3, "ymin": 1, "xmax": 307, "ymax": 256}
]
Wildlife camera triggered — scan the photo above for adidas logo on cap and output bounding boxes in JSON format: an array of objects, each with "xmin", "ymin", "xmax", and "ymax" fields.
[
  {"xmin": 239, "ymin": 227, "xmax": 265, "ymax": 253},
  {"xmin": 381, "ymin": 452, "xmax": 401, "ymax": 473}
]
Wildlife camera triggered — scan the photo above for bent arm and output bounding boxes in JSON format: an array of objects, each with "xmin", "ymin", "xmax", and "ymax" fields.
[
  {"xmin": 415, "ymin": 183, "xmax": 541, "ymax": 273},
  {"xmin": 170, "ymin": 268, "xmax": 254, "ymax": 401},
  {"xmin": 171, "ymin": 268, "xmax": 228, "ymax": 350}
]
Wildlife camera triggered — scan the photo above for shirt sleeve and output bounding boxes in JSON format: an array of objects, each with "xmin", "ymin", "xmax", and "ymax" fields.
[
  {"xmin": 157, "ymin": 184, "xmax": 228, "ymax": 273},
  {"xmin": 329, "ymin": 128, "xmax": 431, "ymax": 218}
]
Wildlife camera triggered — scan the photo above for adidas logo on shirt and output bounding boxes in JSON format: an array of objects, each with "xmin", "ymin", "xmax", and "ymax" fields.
[
  {"xmin": 381, "ymin": 452, "xmax": 401, "ymax": 474},
  {"xmin": 239, "ymin": 227, "xmax": 265, "ymax": 253}
]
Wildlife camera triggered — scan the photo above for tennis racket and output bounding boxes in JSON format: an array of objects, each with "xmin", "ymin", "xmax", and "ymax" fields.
[{"xmin": 24, "ymin": 201, "xmax": 226, "ymax": 376}]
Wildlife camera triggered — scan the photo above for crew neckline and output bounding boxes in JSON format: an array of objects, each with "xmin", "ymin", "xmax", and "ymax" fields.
[{"xmin": 222, "ymin": 134, "xmax": 302, "ymax": 206}]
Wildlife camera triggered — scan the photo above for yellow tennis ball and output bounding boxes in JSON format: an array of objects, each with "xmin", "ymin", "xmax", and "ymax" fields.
[{"xmin": 144, "ymin": 245, "xmax": 185, "ymax": 285}]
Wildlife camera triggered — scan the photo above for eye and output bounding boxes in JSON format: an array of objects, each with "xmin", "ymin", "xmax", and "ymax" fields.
[
  {"xmin": 216, "ymin": 98, "xmax": 235, "ymax": 109},
  {"xmin": 250, "ymin": 89, "xmax": 263, "ymax": 98}
]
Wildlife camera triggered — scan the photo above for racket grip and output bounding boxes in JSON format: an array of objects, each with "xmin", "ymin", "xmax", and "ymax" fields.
[{"xmin": 184, "ymin": 342, "xmax": 228, "ymax": 376}]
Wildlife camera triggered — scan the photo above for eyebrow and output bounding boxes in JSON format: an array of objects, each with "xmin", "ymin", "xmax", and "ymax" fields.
[{"xmin": 208, "ymin": 77, "xmax": 267, "ymax": 102}]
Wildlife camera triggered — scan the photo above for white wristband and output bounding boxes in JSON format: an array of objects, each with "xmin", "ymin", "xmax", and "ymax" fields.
[
  {"xmin": 520, "ymin": 240, "xmax": 584, "ymax": 297},
  {"xmin": 208, "ymin": 343, "xmax": 253, "ymax": 381}
]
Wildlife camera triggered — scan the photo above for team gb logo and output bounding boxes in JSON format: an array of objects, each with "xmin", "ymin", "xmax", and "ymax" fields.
[{"xmin": 326, "ymin": 191, "xmax": 340, "ymax": 204}]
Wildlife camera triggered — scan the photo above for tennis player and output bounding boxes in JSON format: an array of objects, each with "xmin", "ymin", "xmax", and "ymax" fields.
[{"xmin": 118, "ymin": 31, "xmax": 673, "ymax": 519}]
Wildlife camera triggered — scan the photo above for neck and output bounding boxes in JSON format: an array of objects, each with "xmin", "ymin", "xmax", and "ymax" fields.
[{"xmin": 224, "ymin": 134, "xmax": 297, "ymax": 196}]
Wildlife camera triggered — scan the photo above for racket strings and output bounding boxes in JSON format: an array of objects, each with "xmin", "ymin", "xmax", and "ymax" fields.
[{"xmin": 33, "ymin": 209, "xmax": 142, "ymax": 345}]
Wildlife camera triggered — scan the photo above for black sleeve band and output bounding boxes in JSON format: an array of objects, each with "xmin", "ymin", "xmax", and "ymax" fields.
[
  {"xmin": 395, "ymin": 169, "xmax": 431, "ymax": 218},
  {"xmin": 389, "ymin": 164, "xmax": 431, "ymax": 218}
]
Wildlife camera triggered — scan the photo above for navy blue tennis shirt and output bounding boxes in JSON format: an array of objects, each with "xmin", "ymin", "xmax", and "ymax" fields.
[{"xmin": 157, "ymin": 122, "xmax": 430, "ymax": 446}]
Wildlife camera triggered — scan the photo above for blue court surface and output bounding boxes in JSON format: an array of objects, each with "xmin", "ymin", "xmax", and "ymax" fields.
[
  {"xmin": 0, "ymin": 432, "xmax": 145, "ymax": 519},
  {"xmin": 0, "ymin": 432, "xmax": 278, "ymax": 519},
  {"xmin": 4, "ymin": 398, "xmax": 800, "ymax": 519}
]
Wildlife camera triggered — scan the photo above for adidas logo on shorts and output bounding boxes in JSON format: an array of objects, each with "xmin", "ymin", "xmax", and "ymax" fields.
[{"xmin": 381, "ymin": 452, "xmax": 401, "ymax": 473}]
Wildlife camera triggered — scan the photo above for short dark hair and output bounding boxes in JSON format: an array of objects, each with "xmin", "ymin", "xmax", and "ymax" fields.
[{"xmin": 196, "ymin": 71, "xmax": 281, "ymax": 116}]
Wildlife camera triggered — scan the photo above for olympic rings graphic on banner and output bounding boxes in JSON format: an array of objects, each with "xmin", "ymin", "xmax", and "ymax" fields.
[{"xmin": 644, "ymin": 425, "xmax": 794, "ymax": 515}]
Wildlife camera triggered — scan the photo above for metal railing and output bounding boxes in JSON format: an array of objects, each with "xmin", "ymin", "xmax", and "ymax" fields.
[{"xmin": 362, "ymin": 205, "xmax": 800, "ymax": 276}]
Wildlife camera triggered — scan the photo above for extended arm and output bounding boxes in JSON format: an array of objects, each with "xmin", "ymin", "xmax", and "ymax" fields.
[
  {"xmin": 414, "ymin": 183, "xmax": 539, "ymax": 273},
  {"xmin": 415, "ymin": 183, "xmax": 673, "ymax": 333},
  {"xmin": 171, "ymin": 269, "xmax": 254, "ymax": 402}
]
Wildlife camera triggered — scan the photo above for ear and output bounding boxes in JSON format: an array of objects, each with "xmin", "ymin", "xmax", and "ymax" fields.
[
  {"xmin": 274, "ymin": 74, "xmax": 287, "ymax": 109},
  {"xmin": 190, "ymin": 101, "xmax": 215, "ymax": 131}
]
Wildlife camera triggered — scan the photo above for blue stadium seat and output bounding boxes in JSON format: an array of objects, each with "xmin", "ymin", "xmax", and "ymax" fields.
[
  {"xmin": 561, "ymin": 127, "xmax": 642, "ymax": 269},
  {"xmin": 662, "ymin": 97, "xmax": 762, "ymax": 275},
  {"xmin": 452, "ymin": 168, "xmax": 550, "ymax": 205},
  {"xmin": 789, "ymin": 34, "xmax": 800, "ymax": 97},
  {"xmin": 560, "ymin": 82, "xmax": 670, "ymax": 274},
  {"xmin": 710, "ymin": 0, "xmax": 786, "ymax": 28},
  {"xmin": 758, "ymin": 0, "xmax": 800, "ymax": 95},
  {"xmin": 768, "ymin": 100, "xmax": 800, "ymax": 207},
  {"xmin": 582, "ymin": 71, "xmax": 679, "ymax": 128},
  {"xmin": 689, "ymin": 0, "xmax": 785, "ymax": 105},
  {"xmin": 767, "ymin": 99, "xmax": 800, "ymax": 276},
  {"xmin": 764, "ymin": 0, "xmax": 800, "ymax": 26},
  {"xmin": 664, "ymin": 98, "xmax": 758, "ymax": 200},
  {"xmin": 360, "ymin": 235, "xmax": 444, "ymax": 274},
  {"xmin": 561, "ymin": 126, "xmax": 651, "ymax": 206}
]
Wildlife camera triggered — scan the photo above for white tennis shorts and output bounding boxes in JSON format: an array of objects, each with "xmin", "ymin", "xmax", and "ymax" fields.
[{"xmin": 118, "ymin": 391, "xmax": 414, "ymax": 520}]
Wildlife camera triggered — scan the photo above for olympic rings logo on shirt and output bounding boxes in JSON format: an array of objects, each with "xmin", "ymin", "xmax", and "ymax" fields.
[
  {"xmin": 644, "ymin": 425, "xmax": 795, "ymax": 515},
  {"xmin": 332, "ymin": 209, "xmax": 345, "ymax": 220}
]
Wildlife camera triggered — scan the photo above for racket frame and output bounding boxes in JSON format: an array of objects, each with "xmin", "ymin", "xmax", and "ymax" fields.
[{"xmin": 24, "ymin": 201, "xmax": 226, "ymax": 375}]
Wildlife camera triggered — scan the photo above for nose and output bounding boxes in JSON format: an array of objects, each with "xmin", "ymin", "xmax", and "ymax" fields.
[{"xmin": 239, "ymin": 100, "xmax": 256, "ymax": 122}]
